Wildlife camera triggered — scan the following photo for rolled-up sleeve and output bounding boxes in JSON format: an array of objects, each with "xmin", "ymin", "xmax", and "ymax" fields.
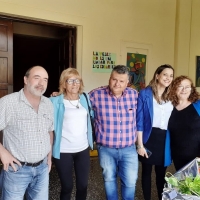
[{"xmin": 0, "ymin": 96, "xmax": 10, "ymax": 131}]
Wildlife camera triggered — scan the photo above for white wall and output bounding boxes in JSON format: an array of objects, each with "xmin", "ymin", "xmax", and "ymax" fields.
[
  {"xmin": 174, "ymin": 0, "xmax": 192, "ymax": 76},
  {"xmin": 0, "ymin": 0, "xmax": 176, "ymax": 92},
  {"xmin": 174, "ymin": 0, "xmax": 200, "ymax": 92}
]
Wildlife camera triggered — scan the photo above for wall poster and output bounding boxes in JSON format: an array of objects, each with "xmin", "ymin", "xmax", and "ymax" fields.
[
  {"xmin": 126, "ymin": 53, "xmax": 146, "ymax": 91},
  {"xmin": 93, "ymin": 51, "xmax": 116, "ymax": 73}
]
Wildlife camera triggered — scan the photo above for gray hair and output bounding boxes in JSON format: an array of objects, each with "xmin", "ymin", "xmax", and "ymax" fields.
[{"xmin": 111, "ymin": 65, "xmax": 129, "ymax": 77}]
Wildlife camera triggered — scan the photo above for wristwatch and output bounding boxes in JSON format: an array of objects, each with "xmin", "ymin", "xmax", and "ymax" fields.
[{"xmin": 137, "ymin": 144, "xmax": 144, "ymax": 149}]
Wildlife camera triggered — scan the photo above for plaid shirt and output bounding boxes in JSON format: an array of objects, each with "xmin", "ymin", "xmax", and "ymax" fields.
[
  {"xmin": 89, "ymin": 86, "xmax": 138, "ymax": 148},
  {"xmin": 0, "ymin": 89, "xmax": 54, "ymax": 163}
]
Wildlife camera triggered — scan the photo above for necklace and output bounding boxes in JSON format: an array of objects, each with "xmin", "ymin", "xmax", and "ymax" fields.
[{"xmin": 68, "ymin": 98, "xmax": 80, "ymax": 109}]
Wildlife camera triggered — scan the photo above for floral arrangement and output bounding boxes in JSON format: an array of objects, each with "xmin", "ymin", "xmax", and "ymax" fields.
[{"xmin": 163, "ymin": 158, "xmax": 200, "ymax": 200}]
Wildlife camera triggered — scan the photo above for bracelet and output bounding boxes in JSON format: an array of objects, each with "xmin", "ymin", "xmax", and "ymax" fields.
[{"xmin": 137, "ymin": 144, "xmax": 144, "ymax": 149}]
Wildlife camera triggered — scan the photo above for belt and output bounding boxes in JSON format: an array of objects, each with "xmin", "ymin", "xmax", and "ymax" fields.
[{"xmin": 19, "ymin": 159, "xmax": 44, "ymax": 167}]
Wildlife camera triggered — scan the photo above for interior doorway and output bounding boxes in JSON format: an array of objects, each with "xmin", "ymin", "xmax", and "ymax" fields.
[
  {"xmin": 12, "ymin": 21, "xmax": 76, "ymax": 97},
  {"xmin": 0, "ymin": 18, "xmax": 76, "ymax": 144}
]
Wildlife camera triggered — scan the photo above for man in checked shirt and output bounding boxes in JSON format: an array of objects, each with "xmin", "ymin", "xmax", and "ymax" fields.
[
  {"xmin": 0, "ymin": 66, "xmax": 54, "ymax": 200},
  {"xmin": 89, "ymin": 65, "xmax": 138, "ymax": 200}
]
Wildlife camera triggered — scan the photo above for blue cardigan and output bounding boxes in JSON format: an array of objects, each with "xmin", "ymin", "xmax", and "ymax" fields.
[
  {"xmin": 50, "ymin": 93, "xmax": 93, "ymax": 159},
  {"xmin": 136, "ymin": 87, "xmax": 171, "ymax": 166}
]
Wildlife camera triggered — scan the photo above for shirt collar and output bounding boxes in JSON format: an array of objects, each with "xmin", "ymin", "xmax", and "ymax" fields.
[{"xmin": 19, "ymin": 88, "xmax": 46, "ymax": 104}]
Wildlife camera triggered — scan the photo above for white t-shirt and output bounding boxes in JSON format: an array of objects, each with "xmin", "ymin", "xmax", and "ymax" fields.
[
  {"xmin": 152, "ymin": 98, "xmax": 173, "ymax": 130},
  {"xmin": 60, "ymin": 99, "xmax": 88, "ymax": 153}
]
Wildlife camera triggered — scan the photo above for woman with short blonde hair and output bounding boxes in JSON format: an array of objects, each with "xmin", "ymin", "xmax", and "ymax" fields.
[
  {"xmin": 50, "ymin": 68, "xmax": 93, "ymax": 200},
  {"xmin": 58, "ymin": 68, "xmax": 84, "ymax": 95}
]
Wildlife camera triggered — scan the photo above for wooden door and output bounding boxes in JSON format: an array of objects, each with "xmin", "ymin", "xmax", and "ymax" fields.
[
  {"xmin": 59, "ymin": 28, "xmax": 76, "ymax": 72},
  {"xmin": 0, "ymin": 19, "xmax": 13, "ymax": 144},
  {"xmin": 0, "ymin": 19, "xmax": 13, "ymax": 98}
]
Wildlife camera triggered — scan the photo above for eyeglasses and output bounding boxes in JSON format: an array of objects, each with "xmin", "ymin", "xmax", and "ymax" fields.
[
  {"xmin": 177, "ymin": 86, "xmax": 191, "ymax": 91},
  {"xmin": 66, "ymin": 79, "xmax": 80, "ymax": 85}
]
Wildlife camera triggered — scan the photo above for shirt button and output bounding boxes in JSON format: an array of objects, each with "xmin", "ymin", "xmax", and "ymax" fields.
[
  {"xmin": 120, "ymin": 131, "xmax": 121, "ymax": 133},
  {"xmin": 120, "ymin": 121, "xmax": 122, "ymax": 123}
]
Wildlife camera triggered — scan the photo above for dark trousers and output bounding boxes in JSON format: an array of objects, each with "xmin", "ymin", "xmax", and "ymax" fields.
[
  {"xmin": 54, "ymin": 148, "xmax": 90, "ymax": 200},
  {"xmin": 141, "ymin": 163, "xmax": 166, "ymax": 200}
]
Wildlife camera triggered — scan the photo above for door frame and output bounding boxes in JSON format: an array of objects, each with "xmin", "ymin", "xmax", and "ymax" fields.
[{"xmin": 0, "ymin": 14, "xmax": 82, "ymax": 74}]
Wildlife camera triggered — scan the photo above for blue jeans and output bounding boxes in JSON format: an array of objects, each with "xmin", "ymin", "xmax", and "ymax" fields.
[
  {"xmin": 1, "ymin": 158, "xmax": 49, "ymax": 200},
  {"xmin": 97, "ymin": 144, "xmax": 138, "ymax": 200}
]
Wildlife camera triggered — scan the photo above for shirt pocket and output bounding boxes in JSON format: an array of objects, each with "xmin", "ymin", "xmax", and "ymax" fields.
[
  {"xmin": 126, "ymin": 108, "xmax": 136, "ymax": 124},
  {"xmin": 42, "ymin": 113, "xmax": 54, "ymax": 132}
]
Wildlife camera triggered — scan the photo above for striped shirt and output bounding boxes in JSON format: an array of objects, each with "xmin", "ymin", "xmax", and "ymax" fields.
[
  {"xmin": 0, "ymin": 89, "xmax": 54, "ymax": 163},
  {"xmin": 89, "ymin": 86, "xmax": 138, "ymax": 148}
]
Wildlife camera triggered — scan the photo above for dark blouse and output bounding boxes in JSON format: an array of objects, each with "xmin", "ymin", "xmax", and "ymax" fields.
[{"xmin": 168, "ymin": 104, "xmax": 200, "ymax": 160}]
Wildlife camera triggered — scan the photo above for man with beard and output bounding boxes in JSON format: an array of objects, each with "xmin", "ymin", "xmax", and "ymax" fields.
[{"xmin": 0, "ymin": 66, "xmax": 54, "ymax": 200}]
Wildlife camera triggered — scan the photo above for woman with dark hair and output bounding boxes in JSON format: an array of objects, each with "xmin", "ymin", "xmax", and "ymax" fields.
[
  {"xmin": 136, "ymin": 64, "xmax": 174, "ymax": 200},
  {"xmin": 50, "ymin": 68, "xmax": 93, "ymax": 200},
  {"xmin": 168, "ymin": 75, "xmax": 200, "ymax": 171}
]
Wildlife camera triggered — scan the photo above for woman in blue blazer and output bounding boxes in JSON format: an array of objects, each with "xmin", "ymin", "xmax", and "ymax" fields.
[
  {"xmin": 136, "ymin": 64, "xmax": 174, "ymax": 200},
  {"xmin": 50, "ymin": 68, "xmax": 93, "ymax": 200}
]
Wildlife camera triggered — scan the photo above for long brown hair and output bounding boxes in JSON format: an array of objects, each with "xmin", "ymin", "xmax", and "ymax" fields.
[
  {"xmin": 149, "ymin": 64, "xmax": 174, "ymax": 103},
  {"xmin": 169, "ymin": 75, "xmax": 200, "ymax": 106}
]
